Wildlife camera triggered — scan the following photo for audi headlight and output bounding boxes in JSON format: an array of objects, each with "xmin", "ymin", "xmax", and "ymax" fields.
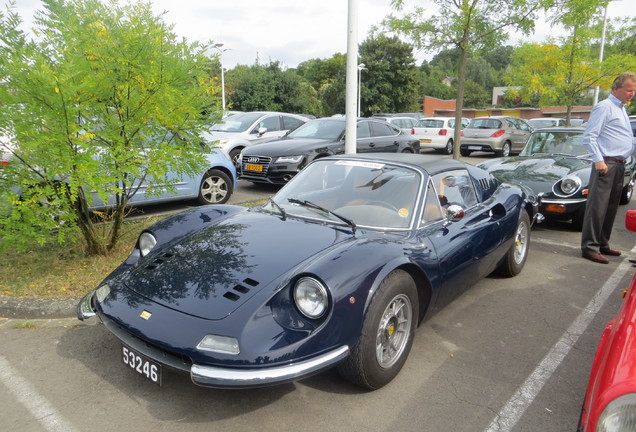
[
  {"xmin": 294, "ymin": 277, "xmax": 328, "ymax": 319},
  {"xmin": 558, "ymin": 176, "xmax": 581, "ymax": 196},
  {"xmin": 138, "ymin": 232, "xmax": 157, "ymax": 257},
  {"xmin": 597, "ymin": 393, "xmax": 636, "ymax": 431},
  {"xmin": 275, "ymin": 155, "xmax": 303, "ymax": 164}
]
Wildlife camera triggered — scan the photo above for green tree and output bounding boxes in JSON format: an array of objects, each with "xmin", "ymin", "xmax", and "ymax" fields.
[
  {"xmin": 359, "ymin": 34, "xmax": 419, "ymax": 116},
  {"xmin": 385, "ymin": 0, "xmax": 547, "ymax": 159},
  {"xmin": 0, "ymin": 0, "xmax": 220, "ymax": 255}
]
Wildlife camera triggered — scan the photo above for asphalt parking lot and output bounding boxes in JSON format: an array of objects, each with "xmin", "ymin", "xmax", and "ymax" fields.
[{"xmin": 1, "ymin": 152, "xmax": 635, "ymax": 432}]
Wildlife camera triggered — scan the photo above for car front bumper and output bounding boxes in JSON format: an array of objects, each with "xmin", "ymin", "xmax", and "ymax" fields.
[{"xmin": 78, "ymin": 290, "xmax": 350, "ymax": 388}]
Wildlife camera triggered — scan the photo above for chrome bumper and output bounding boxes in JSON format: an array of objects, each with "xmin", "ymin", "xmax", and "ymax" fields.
[
  {"xmin": 77, "ymin": 290, "xmax": 96, "ymax": 320},
  {"xmin": 190, "ymin": 345, "xmax": 350, "ymax": 388}
]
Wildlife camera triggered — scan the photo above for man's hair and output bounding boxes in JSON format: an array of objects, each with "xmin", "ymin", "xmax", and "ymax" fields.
[{"xmin": 612, "ymin": 71, "xmax": 636, "ymax": 91}]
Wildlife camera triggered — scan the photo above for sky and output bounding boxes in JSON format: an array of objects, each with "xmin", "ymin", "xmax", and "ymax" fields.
[{"xmin": 9, "ymin": 0, "xmax": 636, "ymax": 69}]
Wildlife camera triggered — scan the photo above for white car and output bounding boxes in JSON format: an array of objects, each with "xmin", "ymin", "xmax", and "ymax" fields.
[
  {"xmin": 203, "ymin": 111, "xmax": 307, "ymax": 164},
  {"xmin": 383, "ymin": 116, "xmax": 419, "ymax": 135},
  {"xmin": 412, "ymin": 117, "xmax": 469, "ymax": 155}
]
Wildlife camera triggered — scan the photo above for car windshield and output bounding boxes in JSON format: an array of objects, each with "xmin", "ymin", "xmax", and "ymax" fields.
[
  {"xmin": 417, "ymin": 119, "xmax": 444, "ymax": 128},
  {"xmin": 210, "ymin": 112, "xmax": 265, "ymax": 132},
  {"xmin": 521, "ymin": 131, "xmax": 588, "ymax": 156},
  {"xmin": 467, "ymin": 118, "xmax": 502, "ymax": 129},
  {"xmin": 287, "ymin": 119, "xmax": 345, "ymax": 140},
  {"xmin": 267, "ymin": 159, "xmax": 422, "ymax": 229}
]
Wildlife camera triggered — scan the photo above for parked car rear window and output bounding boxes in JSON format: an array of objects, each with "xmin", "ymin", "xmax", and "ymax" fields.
[
  {"xmin": 418, "ymin": 120, "xmax": 444, "ymax": 128},
  {"xmin": 468, "ymin": 118, "xmax": 502, "ymax": 129}
]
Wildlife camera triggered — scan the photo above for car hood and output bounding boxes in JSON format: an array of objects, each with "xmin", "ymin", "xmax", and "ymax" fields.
[
  {"xmin": 203, "ymin": 131, "xmax": 242, "ymax": 142},
  {"xmin": 245, "ymin": 137, "xmax": 340, "ymax": 156},
  {"xmin": 478, "ymin": 155, "xmax": 591, "ymax": 193},
  {"xmin": 123, "ymin": 211, "xmax": 352, "ymax": 320}
]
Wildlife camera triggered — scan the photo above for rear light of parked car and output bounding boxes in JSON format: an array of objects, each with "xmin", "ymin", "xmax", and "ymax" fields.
[
  {"xmin": 439, "ymin": 129, "xmax": 448, "ymax": 136},
  {"xmin": 411, "ymin": 128, "xmax": 415, "ymax": 135},
  {"xmin": 491, "ymin": 130, "xmax": 506, "ymax": 138}
]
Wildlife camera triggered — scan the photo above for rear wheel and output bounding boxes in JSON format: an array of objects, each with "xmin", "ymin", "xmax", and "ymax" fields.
[
  {"xmin": 437, "ymin": 139, "xmax": 453, "ymax": 155},
  {"xmin": 620, "ymin": 180, "xmax": 634, "ymax": 205},
  {"xmin": 496, "ymin": 211, "xmax": 530, "ymax": 277},
  {"xmin": 338, "ymin": 269, "xmax": 418, "ymax": 390},
  {"xmin": 460, "ymin": 148, "xmax": 471, "ymax": 157},
  {"xmin": 496, "ymin": 141, "xmax": 511, "ymax": 157},
  {"xmin": 197, "ymin": 169, "xmax": 233, "ymax": 205}
]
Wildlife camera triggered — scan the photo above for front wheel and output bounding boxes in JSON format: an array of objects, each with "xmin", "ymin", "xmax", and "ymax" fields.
[
  {"xmin": 338, "ymin": 269, "xmax": 418, "ymax": 390},
  {"xmin": 496, "ymin": 211, "xmax": 530, "ymax": 277},
  {"xmin": 197, "ymin": 169, "xmax": 233, "ymax": 205}
]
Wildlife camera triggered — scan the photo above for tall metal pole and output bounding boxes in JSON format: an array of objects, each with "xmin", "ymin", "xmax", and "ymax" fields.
[
  {"xmin": 357, "ymin": 63, "xmax": 366, "ymax": 117},
  {"xmin": 593, "ymin": 3, "xmax": 609, "ymax": 105},
  {"xmin": 345, "ymin": 0, "xmax": 358, "ymax": 154},
  {"xmin": 214, "ymin": 43, "xmax": 227, "ymax": 111}
]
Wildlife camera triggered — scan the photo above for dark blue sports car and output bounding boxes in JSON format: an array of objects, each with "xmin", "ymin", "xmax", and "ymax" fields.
[{"xmin": 78, "ymin": 153, "xmax": 540, "ymax": 390}]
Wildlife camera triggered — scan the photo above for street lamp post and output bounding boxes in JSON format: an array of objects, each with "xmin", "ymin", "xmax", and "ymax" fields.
[
  {"xmin": 213, "ymin": 43, "xmax": 227, "ymax": 111},
  {"xmin": 357, "ymin": 63, "xmax": 366, "ymax": 117}
]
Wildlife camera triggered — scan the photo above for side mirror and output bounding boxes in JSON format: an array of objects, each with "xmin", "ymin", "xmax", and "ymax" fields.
[
  {"xmin": 446, "ymin": 204, "xmax": 465, "ymax": 221},
  {"xmin": 257, "ymin": 127, "xmax": 267, "ymax": 136}
]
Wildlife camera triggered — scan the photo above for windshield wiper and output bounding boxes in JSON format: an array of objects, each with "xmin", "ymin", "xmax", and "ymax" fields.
[
  {"xmin": 288, "ymin": 198, "xmax": 356, "ymax": 233},
  {"xmin": 268, "ymin": 197, "xmax": 286, "ymax": 220}
]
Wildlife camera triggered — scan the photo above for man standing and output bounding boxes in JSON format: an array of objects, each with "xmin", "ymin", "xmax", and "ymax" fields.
[{"xmin": 581, "ymin": 71, "xmax": 636, "ymax": 264}]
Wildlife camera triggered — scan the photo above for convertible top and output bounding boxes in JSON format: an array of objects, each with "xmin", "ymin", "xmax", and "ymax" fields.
[{"xmin": 322, "ymin": 153, "xmax": 467, "ymax": 176}]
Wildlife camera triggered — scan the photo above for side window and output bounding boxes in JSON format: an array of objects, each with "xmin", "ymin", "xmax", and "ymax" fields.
[
  {"xmin": 431, "ymin": 170, "xmax": 478, "ymax": 209},
  {"xmin": 356, "ymin": 121, "xmax": 372, "ymax": 138},
  {"xmin": 282, "ymin": 116, "xmax": 304, "ymax": 131},
  {"xmin": 517, "ymin": 120, "xmax": 531, "ymax": 132},
  {"xmin": 449, "ymin": 119, "xmax": 455, "ymax": 128},
  {"xmin": 257, "ymin": 116, "xmax": 281, "ymax": 132},
  {"xmin": 422, "ymin": 181, "xmax": 443, "ymax": 224},
  {"xmin": 370, "ymin": 121, "xmax": 399, "ymax": 137}
]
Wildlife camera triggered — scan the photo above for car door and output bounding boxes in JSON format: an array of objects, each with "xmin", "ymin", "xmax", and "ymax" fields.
[
  {"xmin": 368, "ymin": 121, "xmax": 403, "ymax": 152},
  {"xmin": 418, "ymin": 170, "xmax": 504, "ymax": 309}
]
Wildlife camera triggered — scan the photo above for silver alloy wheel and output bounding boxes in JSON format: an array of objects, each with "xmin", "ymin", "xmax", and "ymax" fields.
[
  {"xmin": 375, "ymin": 293, "xmax": 413, "ymax": 368},
  {"xmin": 513, "ymin": 217, "xmax": 529, "ymax": 264},
  {"xmin": 200, "ymin": 174, "xmax": 228, "ymax": 204}
]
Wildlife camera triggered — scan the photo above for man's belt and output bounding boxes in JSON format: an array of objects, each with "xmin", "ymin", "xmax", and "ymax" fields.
[{"xmin": 604, "ymin": 156, "xmax": 626, "ymax": 164}]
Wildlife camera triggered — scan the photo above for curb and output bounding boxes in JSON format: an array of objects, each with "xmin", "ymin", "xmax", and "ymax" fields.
[{"xmin": 0, "ymin": 295, "xmax": 78, "ymax": 320}]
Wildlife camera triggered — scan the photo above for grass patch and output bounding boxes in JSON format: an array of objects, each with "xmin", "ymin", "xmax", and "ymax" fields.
[
  {"xmin": 0, "ymin": 216, "xmax": 163, "ymax": 300},
  {"xmin": 13, "ymin": 320, "xmax": 36, "ymax": 329}
]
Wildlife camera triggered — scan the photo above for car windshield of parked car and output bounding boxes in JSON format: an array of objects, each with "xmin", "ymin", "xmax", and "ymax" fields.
[
  {"xmin": 287, "ymin": 119, "xmax": 344, "ymax": 140},
  {"xmin": 417, "ymin": 119, "xmax": 444, "ymax": 128},
  {"xmin": 210, "ymin": 112, "xmax": 265, "ymax": 132},
  {"xmin": 268, "ymin": 159, "xmax": 422, "ymax": 229},
  {"xmin": 467, "ymin": 118, "xmax": 501, "ymax": 129},
  {"xmin": 521, "ymin": 131, "xmax": 588, "ymax": 156}
]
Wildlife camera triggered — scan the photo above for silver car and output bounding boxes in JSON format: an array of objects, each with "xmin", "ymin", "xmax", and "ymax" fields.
[
  {"xmin": 460, "ymin": 116, "xmax": 532, "ymax": 157},
  {"xmin": 204, "ymin": 111, "xmax": 307, "ymax": 163}
]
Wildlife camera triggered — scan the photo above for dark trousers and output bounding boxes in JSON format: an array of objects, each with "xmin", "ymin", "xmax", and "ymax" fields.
[{"xmin": 581, "ymin": 160, "xmax": 625, "ymax": 254}]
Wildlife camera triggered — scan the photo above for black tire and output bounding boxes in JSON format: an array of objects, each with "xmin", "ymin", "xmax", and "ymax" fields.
[
  {"xmin": 337, "ymin": 269, "xmax": 418, "ymax": 390},
  {"xmin": 496, "ymin": 141, "xmax": 511, "ymax": 157},
  {"xmin": 228, "ymin": 148, "xmax": 243, "ymax": 165},
  {"xmin": 620, "ymin": 181, "xmax": 633, "ymax": 205},
  {"xmin": 196, "ymin": 169, "xmax": 233, "ymax": 205},
  {"xmin": 460, "ymin": 148, "xmax": 472, "ymax": 157},
  {"xmin": 496, "ymin": 211, "xmax": 530, "ymax": 277},
  {"xmin": 442, "ymin": 139, "xmax": 453, "ymax": 155}
]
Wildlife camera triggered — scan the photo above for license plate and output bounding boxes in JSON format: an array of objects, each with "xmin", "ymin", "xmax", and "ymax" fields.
[
  {"xmin": 419, "ymin": 139, "xmax": 432, "ymax": 143},
  {"xmin": 244, "ymin": 163, "xmax": 263, "ymax": 172},
  {"xmin": 122, "ymin": 345, "xmax": 161, "ymax": 385},
  {"xmin": 468, "ymin": 146, "xmax": 481, "ymax": 150}
]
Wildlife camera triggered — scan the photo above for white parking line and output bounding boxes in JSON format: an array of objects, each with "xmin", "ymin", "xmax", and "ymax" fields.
[
  {"xmin": 484, "ymin": 247, "xmax": 636, "ymax": 432},
  {"xmin": 0, "ymin": 355, "xmax": 78, "ymax": 432}
]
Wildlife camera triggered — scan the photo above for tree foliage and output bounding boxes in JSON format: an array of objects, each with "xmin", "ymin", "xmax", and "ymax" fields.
[{"xmin": 0, "ymin": 0, "xmax": 220, "ymax": 255}]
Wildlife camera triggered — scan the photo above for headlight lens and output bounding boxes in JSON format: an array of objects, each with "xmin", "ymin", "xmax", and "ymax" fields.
[
  {"xmin": 197, "ymin": 334, "xmax": 240, "ymax": 355},
  {"xmin": 138, "ymin": 232, "xmax": 157, "ymax": 257},
  {"xmin": 294, "ymin": 277, "xmax": 328, "ymax": 319},
  {"xmin": 597, "ymin": 393, "xmax": 636, "ymax": 431},
  {"xmin": 275, "ymin": 155, "xmax": 303, "ymax": 164},
  {"xmin": 558, "ymin": 176, "xmax": 581, "ymax": 195}
]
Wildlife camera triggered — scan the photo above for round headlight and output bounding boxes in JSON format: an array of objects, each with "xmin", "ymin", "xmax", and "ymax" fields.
[
  {"xmin": 138, "ymin": 232, "xmax": 157, "ymax": 257},
  {"xmin": 293, "ymin": 277, "xmax": 328, "ymax": 319},
  {"xmin": 597, "ymin": 393, "xmax": 636, "ymax": 431},
  {"xmin": 559, "ymin": 177, "xmax": 581, "ymax": 195}
]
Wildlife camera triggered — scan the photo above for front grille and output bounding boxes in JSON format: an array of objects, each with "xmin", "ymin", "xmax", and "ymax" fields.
[{"xmin": 241, "ymin": 155, "xmax": 272, "ymax": 178}]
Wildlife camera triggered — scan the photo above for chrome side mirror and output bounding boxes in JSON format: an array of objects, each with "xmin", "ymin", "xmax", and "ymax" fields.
[{"xmin": 446, "ymin": 204, "xmax": 465, "ymax": 221}]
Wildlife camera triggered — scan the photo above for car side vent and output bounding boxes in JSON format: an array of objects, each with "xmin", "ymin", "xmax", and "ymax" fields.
[
  {"xmin": 479, "ymin": 179, "xmax": 490, "ymax": 190},
  {"xmin": 145, "ymin": 253, "xmax": 175, "ymax": 270},
  {"xmin": 222, "ymin": 278, "xmax": 260, "ymax": 301}
]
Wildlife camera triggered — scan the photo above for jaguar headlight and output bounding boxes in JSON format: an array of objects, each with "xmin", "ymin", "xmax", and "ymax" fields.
[
  {"xmin": 557, "ymin": 176, "xmax": 581, "ymax": 196},
  {"xmin": 197, "ymin": 334, "xmax": 240, "ymax": 355},
  {"xmin": 596, "ymin": 393, "xmax": 636, "ymax": 431},
  {"xmin": 138, "ymin": 232, "xmax": 157, "ymax": 257},
  {"xmin": 275, "ymin": 155, "xmax": 303, "ymax": 164},
  {"xmin": 294, "ymin": 277, "xmax": 328, "ymax": 319}
]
